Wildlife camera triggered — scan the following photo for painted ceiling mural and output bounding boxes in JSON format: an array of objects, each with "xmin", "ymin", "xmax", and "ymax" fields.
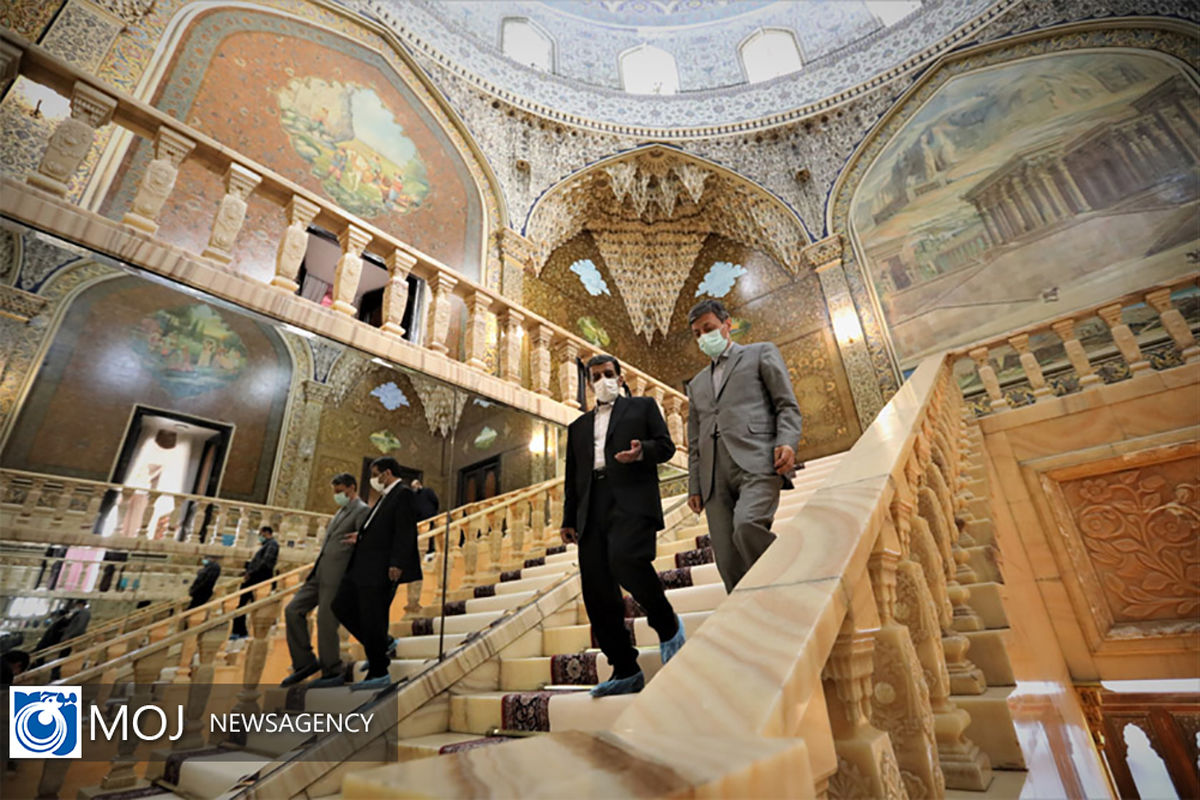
[
  {"xmin": 850, "ymin": 50, "xmax": 1200, "ymax": 368},
  {"xmin": 102, "ymin": 8, "xmax": 484, "ymax": 278}
]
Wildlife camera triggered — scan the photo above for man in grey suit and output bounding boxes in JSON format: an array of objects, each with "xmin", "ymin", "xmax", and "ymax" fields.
[
  {"xmin": 281, "ymin": 472, "xmax": 370, "ymax": 687},
  {"xmin": 685, "ymin": 299, "xmax": 803, "ymax": 592}
]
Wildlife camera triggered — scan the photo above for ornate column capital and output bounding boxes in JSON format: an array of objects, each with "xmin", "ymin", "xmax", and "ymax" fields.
[
  {"xmin": 496, "ymin": 227, "xmax": 535, "ymax": 268},
  {"xmin": 802, "ymin": 233, "xmax": 844, "ymax": 272}
]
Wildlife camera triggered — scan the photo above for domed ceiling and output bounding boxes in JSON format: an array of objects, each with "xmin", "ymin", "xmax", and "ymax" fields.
[{"xmin": 350, "ymin": 0, "xmax": 1001, "ymax": 133}]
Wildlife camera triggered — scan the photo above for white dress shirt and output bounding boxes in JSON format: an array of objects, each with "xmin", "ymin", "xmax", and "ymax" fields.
[
  {"xmin": 362, "ymin": 478, "xmax": 398, "ymax": 531},
  {"xmin": 593, "ymin": 401, "xmax": 613, "ymax": 470}
]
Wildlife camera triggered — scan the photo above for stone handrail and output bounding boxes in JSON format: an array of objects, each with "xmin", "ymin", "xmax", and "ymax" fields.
[
  {"xmin": 23, "ymin": 594, "xmax": 185, "ymax": 663},
  {"xmin": 0, "ymin": 551, "xmax": 238, "ymax": 603},
  {"xmin": 951, "ymin": 271, "xmax": 1198, "ymax": 414},
  {"xmin": 0, "ymin": 467, "xmax": 332, "ymax": 555},
  {"xmin": 15, "ymin": 560, "xmax": 311, "ymax": 687},
  {"xmin": 0, "ymin": 32, "xmax": 691, "ymax": 442}
]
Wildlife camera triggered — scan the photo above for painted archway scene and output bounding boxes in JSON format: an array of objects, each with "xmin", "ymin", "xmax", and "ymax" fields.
[{"xmin": 850, "ymin": 51, "xmax": 1199, "ymax": 367}]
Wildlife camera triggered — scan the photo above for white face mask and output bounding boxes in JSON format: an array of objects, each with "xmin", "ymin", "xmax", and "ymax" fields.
[
  {"xmin": 594, "ymin": 376, "xmax": 620, "ymax": 404},
  {"xmin": 370, "ymin": 476, "xmax": 386, "ymax": 493}
]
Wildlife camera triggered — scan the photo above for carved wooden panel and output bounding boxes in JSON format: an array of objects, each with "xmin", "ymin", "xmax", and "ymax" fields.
[{"xmin": 1054, "ymin": 452, "xmax": 1200, "ymax": 628}]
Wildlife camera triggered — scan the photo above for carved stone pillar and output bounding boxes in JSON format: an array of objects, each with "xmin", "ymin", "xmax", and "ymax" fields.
[
  {"xmin": 426, "ymin": 273, "xmax": 459, "ymax": 355},
  {"xmin": 461, "ymin": 521, "xmax": 480, "ymax": 589},
  {"xmin": 122, "ymin": 127, "xmax": 195, "ymax": 234},
  {"xmin": 663, "ymin": 395, "xmax": 685, "ymax": 448},
  {"xmin": 382, "ymin": 248, "xmax": 417, "ymax": 337},
  {"xmin": 1145, "ymin": 288, "xmax": 1200, "ymax": 363},
  {"xmin": 1007, "ymin": 333, "xmax": 1052, "ymax": 399},
  {"xmin": 630, "ymin": 375, "xmax": 648, "ymax": 398},
  {"xmin": 554, "ymin": 338, "xmax": 580, "ymax": 409},
  {"xmin": 498, "ymin": 308, "xmax": 525, "ymax": 385},
  {"xmin": 497, "ymin": 227, "xmax": 534, "ymax": 299},
  {"xmin": 1097, "ymin": 303, "xmax": 1150, "ymax": 373},
  {"xmin": 967, "ymin": 347, "xmax": 1008, "ymax": 410},
  {"xmin": 175, "ymin": 623, "xmax": 225, "ymax": 751},
  {"xmin": 201, "ymin": 162, "xmax": 261, "ymax": 264},
  {"xmin": 28, "ymin": 82, "xmax": 117, "ymax": 196},
  {"xmin": 649, "ymin": 385, "xmax": 666, "ymax": 421},
  {"xmin": 824, "ymin": 621, "xmax": 904, "ymax": 800},
  {"xmin": 1050, "ymin": 318, "xmax": 1102, "ymax": 387},
  {"xmin": 530, "ymin": 324, "xmax": 554, "ymax": 396},
  {"xmin": 271, "ymin": 195, "xmax": 320, "ymax": 293},
  {"xmin": 330, "ymin": 225, "xmax": 372, "ymax": 316},
  {"xmin": 465, "ymin": 291, "xmax": 493, "ymax": 371},
  {"xmin": 505, "ymin": 502, "xmax": 527, "ymax": 570},
  {"xmin": 804, "ymin": 234, "xmax": 886, "ymax": 430},
  {"xmin": 403, "ymin": 580, "xmax": 424, "ymax": 619}
]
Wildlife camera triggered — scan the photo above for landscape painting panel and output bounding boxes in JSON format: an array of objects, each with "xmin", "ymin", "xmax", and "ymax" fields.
[{"xmin": 850, "ymin": 51, "xmax": 1200, "ymax": 367}]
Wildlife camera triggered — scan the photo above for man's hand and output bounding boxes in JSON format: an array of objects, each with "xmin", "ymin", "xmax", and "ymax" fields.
[
  {"xmin": 688, "ymin": 494, "xmax": 704, "ymax": 514},
  {"xmin": 342, "ymin": 531, "xmax": 358, "ymax": 545},
  {"xmin": 560, "ymin": 527, "xmax": 577, "ymax": 544},
  {"xmin": 615, "ymin": 439, "xmax": 643, "ymax": 463},
  {"xmin": 388, "ymin": 566, "xmax": 402, "ymax": 582},
  {"xmin": 773, "ymin": 445, "xmax": 796, "ymax": 475}
]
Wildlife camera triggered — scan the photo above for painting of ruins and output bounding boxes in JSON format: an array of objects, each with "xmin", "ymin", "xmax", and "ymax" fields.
[{"xmin": 850, "ymin": 51, "xmax": 1199, "ymax": 367}]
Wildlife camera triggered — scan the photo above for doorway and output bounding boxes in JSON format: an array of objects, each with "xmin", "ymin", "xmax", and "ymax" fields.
[
  {"xmin": 457, "ymin": 456, "xmax": 500, "ymax": 506},
  {"xmin": 97, "ymin": 407, "xmax": 233, "ymax": 540}
]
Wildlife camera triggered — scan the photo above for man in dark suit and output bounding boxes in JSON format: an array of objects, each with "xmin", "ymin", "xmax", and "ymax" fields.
[
  {"xmin": 561, "ymin": 355, "xmax": 685, "ymax": 698},
  {"xmin": 187, "ymin": 555, "xmax": 222, "ymax": 609},
  {"xmin": 231, "ymin": 525, "xmax": 279, "ymax": 639},
  {"xmin": 333, "ymin": 456, "xmax": 421, "ymax": 691}
]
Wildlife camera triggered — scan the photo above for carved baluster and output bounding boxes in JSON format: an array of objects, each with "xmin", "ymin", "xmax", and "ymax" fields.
[
  {"xmin": 271, "ymin": 195, "xmax": 320, "ymax": 292},
  {"xmin": 28, "ymin": 82, "xmax": 117, "ymax": 195},
  {"xmin": 138, "ymin": 491, "xmax": 161, "ymax": 538},
  {"xmin": 663, "ymin": 395, "xmax": 685, "ymax": 449},
  {"xmin": 18, "ymin": 476, "xmax": 45, "ymax": 522},
  {"xmin": 1097, "ymin": 303, "xmax": 1150, "ymax": 374},
  {"xmin": 49, "ymin": 482, "xmax": 72, "ymax": 529},
  {"xmin": 529, "ymin": 490, "xmax": 547, "ymax": 553},
  {"xmin": 228, "ymin": 594, "xmax": 280, "ymax": 736},
  {"xmin": 547, "ymin": 484, "xmax": 565, "ymax": 546},
  {"xmin": 330, "ymin": 224, "xmax": 372, "ymax": 316},
  {"xmin": 506, "ymin": 501, "xmax": 527, "ymax": 570},
  {"xmin": 554, "ymin": 339, "xmax": 580, "ymax": 409},
  {"xmin": 382, "ymin": 248, "xmax": 417, "ymax": 337},
  {"xmin": 166, "ymin": 495, "xmax": 186, "ymax": 541},
  {"xmin": 868, "ymin": 524, "xmax": 944, "ymax": 800},
  {"xmin": 1145, "ymin": 287, "xmax": 1199, "ymax": 363},
  {"xmin": 630, "ymin": 374, "xmax": 648, "ymax": 398},
  {"xmin": 201, "ymin": 163, "xmax": 261, "ymax": 264},
  {"xmin": 465, "ymin": 291, "xmax": 494, "ymax": 371},
  {"xmin": 498, "ymin": 308, "xmax": 525, "ymax": 385},
  {"xmin": 530, "ymin": 324, "xmax": 554, "ymax": 396},
  {"xmin": 487, "ymin": 509, "xmax": 504, "ymax": 576},
  {"xmin": 174, "ymin": 621, "xmax": 225, "ymax": 751},
  {"xmin": 823, "ymin": 597, "xmax": 903, "ymax": 800},
  {"xmin": 1007, "ymin": 333, "xmax": 1052, "ymax": 399},
  {"xmin": 123, "ymin": 127, "xmax": 196, "ymax": 233},
  {"xmin": 1049, "ymin": 318, "xmax": 1102, "ymax": 388},
  {"xmin": 403, "ymin": 579, "xmax": 424, "ymax": 620},
  {"xmin": 649, "ymin": 385, "xmax": 666, "ymax": 422},
  {"xmin": 967, "ymin": 347, "xmax": 1008, "ymax": 410},
  {"xmin": 97, "ymin": 625, "xmax": 170, "ymax": 791},
  {"xmin": 461, "ymin": 520, "xmax": 480, "ymax": 590},
  {"xmin": 426, "ymin": 273, "xmax": 459, "ymax": 356},
  {"xmin": 83, "ymin": 486, "xmax": 105, "ymax": 531}
]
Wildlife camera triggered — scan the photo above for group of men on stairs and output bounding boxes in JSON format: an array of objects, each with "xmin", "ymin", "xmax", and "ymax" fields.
[
  {"xmin": 274, "ymin": 297, "xmax": 803, "ymax": 704},
  {"xmin": 560, "ymin": 298, "xmax": 803, "ymax": 696}
]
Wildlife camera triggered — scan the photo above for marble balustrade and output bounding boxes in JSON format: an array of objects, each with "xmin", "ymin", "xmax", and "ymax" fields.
[
  {"xmin": 958, "ymin": 272, "xmax": 1199, "ymax": 414},
  {"xmin": 0, "ymin": 32, "xmax": 690, "ymax": 443},
  {"xmin": 0, "ymin": 551, "xmax": 236, "ymax": 599},
  {"xmin": 0, "ymin": 467, "xmax": 332, "ymax": 556},
  {"xmin": 22, "ymin": 593, "xmax": 188, "ymax": 664}
]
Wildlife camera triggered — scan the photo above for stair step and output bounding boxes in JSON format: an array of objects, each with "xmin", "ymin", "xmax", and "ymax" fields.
[
  {"xmin": 544, "ymin": 546, "xmax": 578, "ymax": 566},
  {"xmin": 170, "ymin": 749, "xmax": 273, "ymax": 800},
  {"xmin": 628, "ymin": 581, "xmax": 726, "ymax": 617},
  {"xmin": 501, "ymin": 647, "xmax": 665, "ymax": 691},
  {"xmin": 396, "ymin": 731, "xmax": 507, "ymax": 761},
  {"xmin": 542, "ymin": 610, "xmax": 711, "ymax": 656},
  {"xmin": 394, "ymin": 609, "xmax": 505, "ymax": 637},
  {"xmin": 515, "ymin": 561, "xmax": 578, "ymax": 579},
  {"xmin": 448, "ymin": 690, "xmax": 635, "ymax": 735}
]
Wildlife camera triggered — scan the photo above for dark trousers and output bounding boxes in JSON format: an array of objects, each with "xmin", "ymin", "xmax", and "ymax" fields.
[
  {"xmin": 579, "ymin": 472, "xmax": 677, "ymax": 678},
  {"xmin": 187, "ymin": 592, "xmax": 211, "ymax": 610},
  {"xmin": 332, "ymin": 576, "xmax": 397, "ymax": 679},
  {"xmin": 231, "ymin": 571, "xmax": 271, "ymax": 637}
]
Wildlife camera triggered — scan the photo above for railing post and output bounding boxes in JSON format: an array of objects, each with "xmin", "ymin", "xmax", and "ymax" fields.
[
  {"xmin": 201, "ymin": 162, "xmax": 261, "ymax": 264},
  {"xmin": 1007, "ymin": 333, "xmax": 1053, "ymax": 399},
  {"xmin": 28, "ymin": 81, "xmax": 117, "ymax": 196},
  {"xmin": 465, "ymin": 291, "xmax": 493, "ymax": 371},
  {"xmin": 554, "ymin": 338, "xmax": 580, "ymax": 409},
  {"xmin": 122, "ymin": 127, "xmax": 195, "ymax": 234},
  {"xmin": 271, "ymin": 195, "xmax": 320, "ymax": 292},
  {"xmin": 967, "ymin": 347, "xmax": 1008, "ymax": 410},
  {"xmin": 505, "ymin": 501, "xmax": 526, "ymax": 570},
  {"xmin": 498, "ymin": 307, "xmax": 526, "ymax": 385},
  {"xmin": 382, "ymin": 248, "xmax": 417, "ymax": 337},
  {"xmin": 649, "ymin": 384, "xmax": 666, "ymax": 421},
  {"xmin": 530, "ymin": 324, "xmax": 554, "ymax": 396},
  {"xmin": 1145, "ymin": 288, "xmax": 1200, "ymax": 363},
  {"xmin": 426, "ymin": 273, "xmax": 459, "ymax": 355},
  {"xmin": 1097, "ymin": 303, "xmax": 1150, "ymax": 374},
  {"xmin": 403, "ymin": 579, "xmax": 424, "ymax": 620},
  {"xmin": 1050, "ymin": 318, "xmax": 1102, "ymax": 388},
  {"xmin": 331, "ymin": 225, "xmax": 372, "ymax": 316},
  {"xmin": 663, "ymin": 395, "xmax": 685, "ymax": 448}
]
